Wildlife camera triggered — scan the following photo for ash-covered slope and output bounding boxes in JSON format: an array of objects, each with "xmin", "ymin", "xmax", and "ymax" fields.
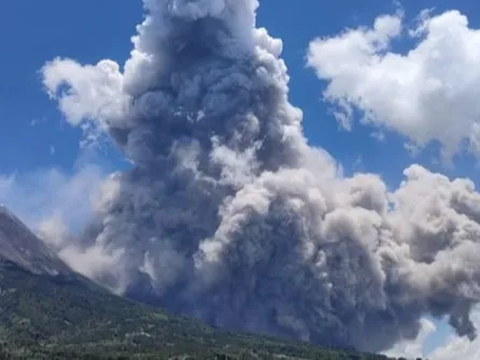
[{"xmin": 0, "ymin": 205, "xmax": 71, "ymax": 276}]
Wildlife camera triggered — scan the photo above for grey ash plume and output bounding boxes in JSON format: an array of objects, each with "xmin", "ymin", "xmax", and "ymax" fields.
[{"xmin": 41, "ymin": 0, "xmax": 480, "ymax": 352}]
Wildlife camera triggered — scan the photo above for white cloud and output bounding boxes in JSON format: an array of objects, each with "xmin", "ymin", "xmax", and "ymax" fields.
[
  {"xmin": 307, "ymin": 10, "xmax": 480, "ymax": 161},
  {"xmin": 385, "ymin": 318, "xmax": 437, "ymax": 359},
  {"xmin": 428, "ymin": 310, "xmax": 480, "ymax": 360},
  {"xmin": 42, "ymin": 58, "xmax": 130, "ymax": 133},
  {"xmin": 384, "ymin": 309, "xmax": 480, "ymax": 360}
]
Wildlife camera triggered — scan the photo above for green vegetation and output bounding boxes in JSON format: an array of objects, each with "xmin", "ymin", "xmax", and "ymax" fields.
[{"xmin": 0, "ymin": 261, "xmax": 419, "ymax": 359}]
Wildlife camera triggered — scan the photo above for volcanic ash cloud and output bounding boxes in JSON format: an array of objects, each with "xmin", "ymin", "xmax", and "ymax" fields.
[{"xmin": 42, "ymin": 0, "xmax": 480, "ymax": 352}]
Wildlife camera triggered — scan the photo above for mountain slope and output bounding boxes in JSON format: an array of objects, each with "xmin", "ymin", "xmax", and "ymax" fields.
[
  {"xmin": 0, "ymin": 261, "xmax": 399, "ymax": 360},
  {"xmin": 0, "ymin": 208, "xmax": 400, "ymax": 360},
  {"xmin": 0, "ymin": 206, "xmax": 70, "ymax": 276}
]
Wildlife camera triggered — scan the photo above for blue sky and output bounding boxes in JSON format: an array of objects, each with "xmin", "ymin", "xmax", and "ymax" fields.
[
  {"xmin": 2, "ymin": 1, "xmax": 480, "ymax": 358},
  {"xmin": 0, "ymin": 1, "xmax": 140, "ymax": 173},
  {"xmin": 2, "ymin": 0, "xmax": 479, "ymax": 182}
]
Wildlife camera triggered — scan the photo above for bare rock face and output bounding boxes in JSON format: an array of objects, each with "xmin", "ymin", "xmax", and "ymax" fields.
[{"xmin": 0, "ymin": 205, "xmax": 71, "ymax": 276}]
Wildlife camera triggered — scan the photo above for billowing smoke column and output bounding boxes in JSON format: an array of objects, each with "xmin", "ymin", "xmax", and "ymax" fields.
[{"xmin": 42, "ymin": 0, "xmax": 480, "ymax": 352}]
